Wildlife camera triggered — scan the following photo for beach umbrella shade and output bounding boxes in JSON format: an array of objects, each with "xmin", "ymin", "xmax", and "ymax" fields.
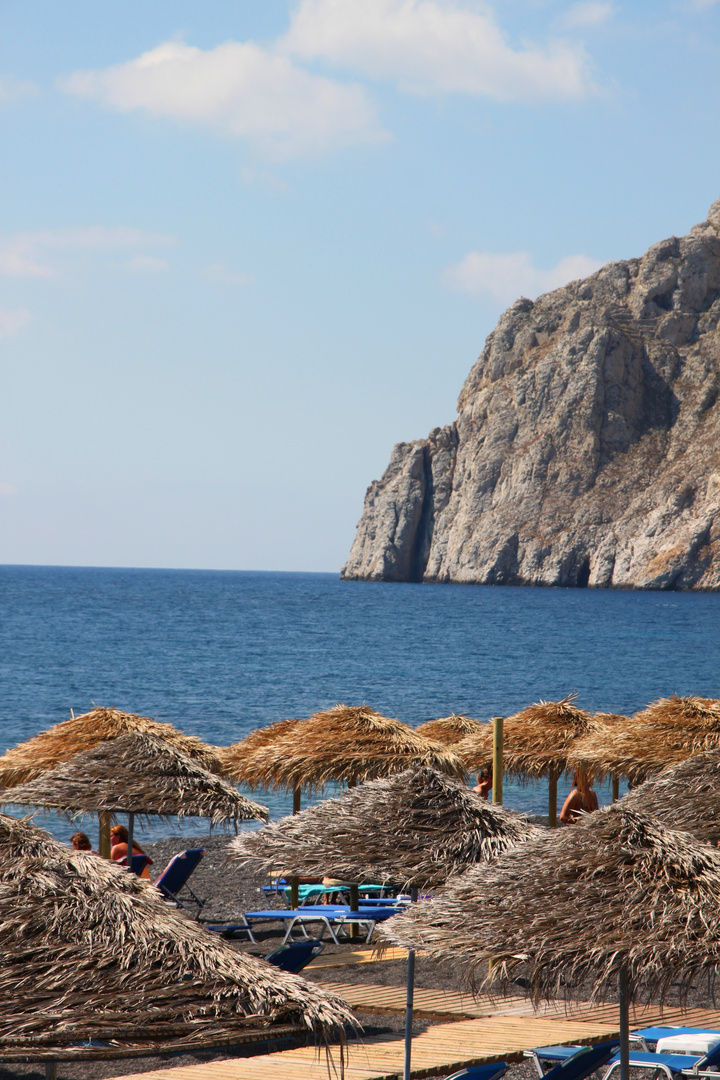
[
  {"xmin": 0, "ymin": 813, "xmax": 355, "ymax": 1065},
  {"xmin": 231, "ymin": 765, "xmax": 541, "ymax": 1080},
  {"xmin": 382, "ymin": 803, "xmax": 720, "ymax": 1080},
  {"xmin": 415, "ymin": 715, "xmax": 486, "ymax": 747},
  {"xmin": 568, "ymin": 695, "xmax": 720, "ymax": 786},
  {"xmin": 0, "ymin": 706, "xmax": 230, "ymax": 857},
  {"xmin": 619, "ymin": 747, "xmax": 720, "ymax": 844},
  {"xmin": 219, "ymin": 703, "xmax": 466, "ymax": 797},
  {"xmin": 455, "ymin": 696, "xmax": 608, "ymax": 824}
]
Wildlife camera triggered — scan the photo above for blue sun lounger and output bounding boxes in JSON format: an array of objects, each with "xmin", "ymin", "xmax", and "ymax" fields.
[
  {"xmin": 516, "ymin": 1041, "xmax": 620, "ymax": 1080},
  {"xmin": 237, "ymin": 902, "xmax": 400, "ymax": 945},
  {"xmin": 528, "ymin": 1029, "xmax": 720, "ymax": 1080},
  {"xmin": 155, "ymin": 849, "xmax": 205, "ymax": 914}
]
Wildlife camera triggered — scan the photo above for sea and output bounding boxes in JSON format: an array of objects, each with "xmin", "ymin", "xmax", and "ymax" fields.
[{"xmin": 1, "ymin": 564, "xmax": 718, "ymax": 846}]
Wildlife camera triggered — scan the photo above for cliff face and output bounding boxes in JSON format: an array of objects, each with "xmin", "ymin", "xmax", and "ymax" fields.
[{"xmin": 342, "ymin": 199, "xmax": 720, "ymax": 589}]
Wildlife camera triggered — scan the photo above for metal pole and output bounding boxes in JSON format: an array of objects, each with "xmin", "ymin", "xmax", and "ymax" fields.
[
  {"xmin": 492, "ymin": 717, "xmax": 503, "ymax": 805},
  {"xmin": 403, "ymin": 886, "xmax": 419, "ymax": 1080},
  {"xmin": 619, "ymin": 964, "xmax": 630, "ymax": 1080},
  {"xmin": 126, "ymin": 812, "xmax": 135, "ymax": 873},
  {"xmin": 291, "ymin": 786, "xmax": 301, "ymax": 909},
  {"xmin": 548, "ymin": 766, "xmax": 558, "ymax": 828}
]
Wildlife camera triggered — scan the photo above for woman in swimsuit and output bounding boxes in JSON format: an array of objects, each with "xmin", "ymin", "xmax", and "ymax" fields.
[{"xmin": 559, "ymin": 768, "xmax": 598, "ymax": 825}]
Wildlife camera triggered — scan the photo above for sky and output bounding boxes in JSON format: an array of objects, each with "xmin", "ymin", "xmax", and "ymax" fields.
[{"xmin": 1, "ymin": 0, "xmax": 719, "ymax": 572}]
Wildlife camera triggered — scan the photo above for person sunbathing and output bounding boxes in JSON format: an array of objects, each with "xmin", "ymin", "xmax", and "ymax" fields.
[
  {"xmin": 110, "ymin": 825, "xmax": 153, "ymax": 879},
  {"xmin": 70, "ymin": 831, "xmax": 97, "ymax": 853},
  {"xmin": 559, "ymin": 768, "xmax": 598, "ymax": 825},
  {"xmin": 473, "ymin": 766, "xmax": 493, "ymax": 800}
]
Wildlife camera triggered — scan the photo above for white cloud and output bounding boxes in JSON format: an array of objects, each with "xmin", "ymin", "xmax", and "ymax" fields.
[
  {"xmin": 560, "ymin": 2, "xmax": 614, "ymax": 28},
  {"xmin": 203, "ymin": 262, "xmax": 254, "ymax": 287},
  {"xmin": 0, "ymin": 227, "xmax": 176, "ymax": 279},
  {"xmin": 281, "ymin": 0, "xmax": 595, "ymax": 101},
  {"xmin": 443, "ymin": 250, "xmax": 603, "ymax": 305},
  {"xmin": 0, "ymin": 482, "xmax": 19, "ymax": 496},
  {"xmin": 126, "ymin": 255, "xmax": 170, "ymax": 274},
  {"xmin": 0, "ymin": 307, "xmax": 31, "ymax": 337},
  {"xmin": 0, "ymin": 74, "xmax": 40, "ymax": 103},
  {"xmin": 60, "ymin": 40, "xmax": 388, "ymax": 159}
]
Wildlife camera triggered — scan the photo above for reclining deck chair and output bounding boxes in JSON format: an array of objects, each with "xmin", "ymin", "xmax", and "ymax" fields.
[
  {"xmin": 155, "ymin": 849, "xmax": 205, "ymax": 915},
  {"xmin": 446, "ymin": 1041, "xmax": 620, "ymax": 1080}
]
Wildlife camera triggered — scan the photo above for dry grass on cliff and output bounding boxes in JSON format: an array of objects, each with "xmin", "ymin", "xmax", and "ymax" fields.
[
  {"xmin": 381, "ymin": 804, "xmax": 720, "ymax": 1007},
  {"xmin": 230, "ymin": 765, "xmax": 540, "ymax": 889},
  {"xmin": 0, "ymin": 813, "xmax": 354, "ymax": 1062},
  {"xmin": 415, "ymin": 715, "xmax": 486, "ymax": 747},
  {"xmin": 0, "ymin": 707, "xmax": 225, "ymax": 790},
  {"xmin": 456, "ymin": 696, "xmax": 604, "ymax": 779},
  {"xmin": 217, "ymin": 704, "xmax": 465, "ymax": 792},
  {"xmin": 567, "ymin": 696, "xmax": 720, "ymax": 783},
  {"xmin": 3, "ymin": 732, "xmax": 268, "ymax": 825}
]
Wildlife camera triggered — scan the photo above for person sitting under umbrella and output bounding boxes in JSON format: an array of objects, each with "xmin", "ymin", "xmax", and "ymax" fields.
[
  {"xmin": 70, "ymin": 831, "xmax": 97, "ymax": 854},
  {"xmin": 559, "ymin": 767, "xmax": 598, "ymax": 825},
  {"xmin": 473, "ymin": 766, "xmax": 493, "ymax": 800},
  {"xmin": 110, "ymin": 825, "xmax": 153, "ymax": 879}
]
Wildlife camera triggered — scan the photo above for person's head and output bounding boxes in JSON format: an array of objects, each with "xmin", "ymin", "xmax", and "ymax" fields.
[
  {"xmin": 477, "ymin": 765, "xmax": 493, "ymax": 784},
  {"xmin": 71, "ymin": 831, "xmax": 92, "ymax": 851},
  {"xmin": 573, "ymin": 767, "xmax": 593, "ymax": 795},
  {"xmin": 110, "ymin": 824, "xmax": 128, "ymax": 845}
]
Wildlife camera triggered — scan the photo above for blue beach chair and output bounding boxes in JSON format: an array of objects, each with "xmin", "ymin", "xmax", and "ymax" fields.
[
  {"xmin": 263, "ymin": 940, "xmax": 324, "ymax": 973},
  {"xmin": 155, "ymin": 849, "xmax": 205, "ymax": 914},
  {"xmin": 602, "ymin": 1036, "xmax": 720, "ymax": 1080}
]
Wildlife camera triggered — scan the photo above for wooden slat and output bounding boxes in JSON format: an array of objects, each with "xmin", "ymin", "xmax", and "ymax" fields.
[{"xmin": 308, "ymin": 947, "xmax": 409, "ymax": 969}]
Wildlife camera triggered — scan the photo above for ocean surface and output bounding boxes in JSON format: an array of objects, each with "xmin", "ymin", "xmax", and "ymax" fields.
[{"xmin": 1, "ymin": 565, "xmax": 719, "ymax": 846}]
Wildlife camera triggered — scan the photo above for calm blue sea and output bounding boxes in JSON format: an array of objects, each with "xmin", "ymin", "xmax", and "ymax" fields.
[{"xmin": 1, "ymin": 565, "xmax": 719, "ymax": 845}]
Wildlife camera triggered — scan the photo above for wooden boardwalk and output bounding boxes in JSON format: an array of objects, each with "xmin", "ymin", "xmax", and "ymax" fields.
[
  {"xmin": 108, "ymin": 985, "xmax": 720, "ymax": 1080},
  {"xmin": 309, "ymin": 947, "xmax": 410, "ymax": 969}
]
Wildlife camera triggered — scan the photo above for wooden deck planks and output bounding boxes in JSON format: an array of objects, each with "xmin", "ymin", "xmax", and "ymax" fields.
[{"xmin": 308, "ymin": 947, "xmax": 410, "ymax": 969}]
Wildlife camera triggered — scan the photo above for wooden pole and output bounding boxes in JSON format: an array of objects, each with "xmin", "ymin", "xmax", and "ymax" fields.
[
  {"xmin": 291, "ymin": 786, "xmax": 301, "ymax": 909},
  {"xmin": 612, "ymin": 775, "xmax": 619, "ymax": 802},
  {"xmin": 548, "ymin": 766, "xmax": 558, "ymax": 828},
  {"xmin": 98, "ymin": 811, "xmax": 111, "ymax": 859},
  {"xmin": 126, "ymin": 812, "xmax": 135, "ymax": 873},
  {"xmin": 491, "ymin": 717, "xmax": 503, "ymax": 805},
  {"xmin": 349, "ymin": 883, "xmax": 360, "ymax": 939}
]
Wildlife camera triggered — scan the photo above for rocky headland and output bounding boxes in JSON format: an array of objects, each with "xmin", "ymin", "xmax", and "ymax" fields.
[{"xmin": 342, "ymin": 199, "xmax": 720, "ymax": 589}]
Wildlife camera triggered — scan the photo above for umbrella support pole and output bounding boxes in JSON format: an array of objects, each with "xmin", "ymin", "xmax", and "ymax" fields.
[
  {"xmin": 612, "ymin": 775, "xmax": 619, "ymax": 802},
  {"xmin": 492, "ymin": 717, "xmax": 503, "ymax": 805},
  {"xmin": 403, "ymin": 886, "xmax": 418, "ymax": 1080},
  {"xmin": 127, "ymin": 812, "xmax": 135, "ymax": 873},
  {"xmin": 45, "ymin": 1062, "xmax": 57, "ymax": 1080},
  {"xmin": 98, "ymin": 811, "xmax": 111, "ymax": 859},
  {"xmin": 619, "ymin": 965, "xmax": 630, "ymax": 1080},
  {"xmin": 548, "ymin": 768, "xmax": 558, "ymax": 828},
  {"xmin": 349, "ymin": 884, "xmax": 359, "ymax": 939},
  {"xmin": 291, "ymin": 787, "xmax": 301, "ymax": 909}
]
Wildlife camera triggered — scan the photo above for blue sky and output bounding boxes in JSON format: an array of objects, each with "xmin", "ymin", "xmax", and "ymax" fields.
[{"xmin": 1, "ymin": 0, "xmax": 719, "ymax": 571}]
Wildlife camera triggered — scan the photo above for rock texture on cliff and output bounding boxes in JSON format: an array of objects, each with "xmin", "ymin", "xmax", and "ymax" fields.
[{"xmin": 342, "ymin": 199, "xmax": 720, "ymax": 589}]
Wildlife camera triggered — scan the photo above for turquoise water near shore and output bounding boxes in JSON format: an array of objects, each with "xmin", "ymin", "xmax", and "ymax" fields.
[{"xmin": 1, "ymin": 566, "xmax": 718, "ymax": 844}]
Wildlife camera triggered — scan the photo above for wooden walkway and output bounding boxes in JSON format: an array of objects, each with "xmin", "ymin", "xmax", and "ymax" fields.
[
  {"xmin": 108, "ymin": 986, "xmax": 720, "ymax": 1080},
  {"xmin": 309, "ymin": 947, "xmax": 410, "ymax": 969}
]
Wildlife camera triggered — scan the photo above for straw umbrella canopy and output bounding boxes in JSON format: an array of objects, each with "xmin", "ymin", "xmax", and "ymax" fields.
[
  {"xmin": 230, "ymin": 765, "xmax": 541, "ymax": 889},
  {"xmin": 415, "ymin": 715, "xmax": 486, "ymax": 747},
  {"xmin": 568, "ymin": 695, "xmax": 720, "ymax": 785},
  {"xmin": 2, "ymin": 731, "xmax": 269, "ymax": 825},
  {"xmin": 0, "ymin": 813, "xmax": 354, "ymax": 1063},
  {"xmin": 620, "ymin": 748, "xmax": 720, "ymax": 844},
  {"xmin": 382, "ymin": 804, "xmax": 720, "ymax": 1080},
  {"xmin": 231, "ymin": 765, "xmax": 541, "ymax": 1080},
  {"xmin": 219, "ymin": 704, "xmax": 466, "ymax": 793}
]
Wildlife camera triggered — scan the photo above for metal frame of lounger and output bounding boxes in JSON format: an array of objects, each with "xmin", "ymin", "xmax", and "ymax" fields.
[
  {"xmin": 528, "ymin": 1030, "xmax": 720, "ymax": 1077},
  {"xmin": 239, "ymin": 904, "xmax": 398, "ymax": 945}
]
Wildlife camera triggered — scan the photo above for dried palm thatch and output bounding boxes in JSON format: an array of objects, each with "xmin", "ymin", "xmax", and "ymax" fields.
[
  {"xmin": 567, "ymin": 696, "xmax": 720, "ymax": 784},
  {"xmin": 456, "ymin": 696, "xmax": 600, "ymax": 779},
  {"xmin": 620, "ymin": 748, "xmax": 720, "ymax": 844},
  {"xmin": 0, "ymin": 707, "xmax": 225, "ymax": 790},
  {"xmin": 220, "ymin": 705, "xmax": 465, "ymax": 791},
  {"xmin": 0, "ymin": 813, "xmax": 354, "ymax": 1061},
  {"xmin": 382, "ymin": 804, "xmax": 720, "ymax": 1006},
  {"xmin": 230, "ymin": 766, "xmax": 541, "ymax": 889},
  {"xmin": 3, "ymin": 732, "xmax": 268, "ymax": 824},
  {"xmin": 415, "ymin": 715, "xmax": 486, "ymax": 747}
]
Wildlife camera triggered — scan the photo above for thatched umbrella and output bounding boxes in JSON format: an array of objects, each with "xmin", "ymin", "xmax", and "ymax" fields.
[
  {"xmin": 568, "ymin": 696, "xmax": 720, "ymax": 786},
  {"xmin": 230, "ymin": 765, "xmax": 541, "ymax": 888},
  {"xmin": 0, "ymin": 707, "xmax": 227, "ymax": 856},
  {"xmin": 231, "ymin": 766, "xmax": 541, "ymax": 1080},
  {"xmin": 619, "ymin": 748, "xmax": 720, "ymax": 844},
  {"xmin": 0, "ymin": 813, "xmax": 355, "ymax": 1066},
  {"xmin": 456, "ymin": 696, "xmax": 603, "ymax": 825},
  {"xmin": 219, "ymin": 705, "xmax": 465, "ymax": 797},
  {"xmin": 3, "ymin": 732, "xmax": 268, "ymax": 879},
  {"xmin": 415, "ymin": 715, "xmax": 486, "ymax": 747},
  {"xmin": 382, "ymin": 804, "xmax": 720, "ymax": 1080}
]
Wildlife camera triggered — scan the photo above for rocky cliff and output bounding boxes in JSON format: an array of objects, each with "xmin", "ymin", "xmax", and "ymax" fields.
[{"xmin": 342, "ymin": 199, "xmax": 720, "ymax": 589}]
